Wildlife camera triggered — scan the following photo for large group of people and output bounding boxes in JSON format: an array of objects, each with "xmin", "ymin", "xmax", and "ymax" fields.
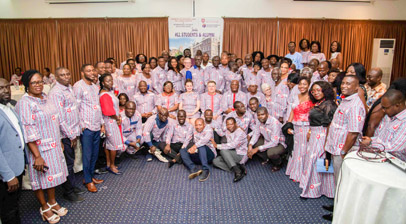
[{"xmin": 1, "ymin": 39, "xmax": 406, "ymax": 223}]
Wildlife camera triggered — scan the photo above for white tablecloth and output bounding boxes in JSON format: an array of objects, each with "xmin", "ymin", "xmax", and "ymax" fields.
[
  {"xmin": 333, "ymin": 151, "xmax": 406, "ymax": 224},
  {"xmin": 11, "ymin": 84, "xmax": 51, "ymax": 101}
]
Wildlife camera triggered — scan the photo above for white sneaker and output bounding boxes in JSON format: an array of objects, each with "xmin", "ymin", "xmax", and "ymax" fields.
[{"xmin": 154, "ymin": 150, "xmax": 168, "ymax": 163}]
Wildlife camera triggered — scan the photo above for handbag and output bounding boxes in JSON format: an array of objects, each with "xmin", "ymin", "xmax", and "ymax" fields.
[{"xmin": 316, "ymin": 158, "xmax": 334, "ymax": 173}]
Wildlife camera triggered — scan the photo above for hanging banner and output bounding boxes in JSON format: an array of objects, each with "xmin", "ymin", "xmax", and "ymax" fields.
[{"xmin": 168, "ymin": 17, "xmax": 223, "ymax": 58}]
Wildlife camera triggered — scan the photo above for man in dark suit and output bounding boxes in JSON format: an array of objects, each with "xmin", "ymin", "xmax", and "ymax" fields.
[{"xmin": 0, "ymin": 78, "xmax": 26, "ymax": 224}]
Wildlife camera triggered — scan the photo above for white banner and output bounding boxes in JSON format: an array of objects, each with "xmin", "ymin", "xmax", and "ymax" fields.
[{"xmin": 168, "ymin": 17, "xmax": 223, "ymax": 58}]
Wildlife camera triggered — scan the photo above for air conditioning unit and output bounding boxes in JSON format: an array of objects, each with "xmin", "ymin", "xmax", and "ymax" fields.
[
  {"xmin": 45, "ymin": 0, "xmax": 135, "ymax": 4},
  {"xmin": 371, "ymin": 38, "xmax": 396, "ymax": 87}
]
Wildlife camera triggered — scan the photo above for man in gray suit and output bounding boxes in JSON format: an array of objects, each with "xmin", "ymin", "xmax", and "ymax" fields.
[{"xmin": 0, "ymin": 78, "xmax": 25, "ymax": 224}]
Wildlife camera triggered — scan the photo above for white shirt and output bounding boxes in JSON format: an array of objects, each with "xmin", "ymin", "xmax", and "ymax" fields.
[{"xmin": 0, "ymin": 103, "xmax": 25, "ymax": 151}]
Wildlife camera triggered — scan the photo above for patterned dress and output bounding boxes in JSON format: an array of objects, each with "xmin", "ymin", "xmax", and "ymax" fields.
[
  {"xmin": 285, "ymin": 96, "xmax": 313, "ymax": 183},
  {"xmin": 179, "ymin": 92, "xmax": 200, "ymax": 118},
  {"xmin": 16, "ymin": 93, "xmax": 68, "ymax": 190},
  {"xmin": 167, "ymin": 70, "xmax": 184, "ymax": 94},
  {"xmin": 100, "ymin": 91, "xmax": 125, "ymax": 151},
  {"xmin": 116, "ymin": 75, "xmax": 137, "ymax": 101},
  {"xmin": 156, "ymin": 92, "xmax": 179, "ymax": 116},
  {"xmin": 300, "ymin": 100, "xmax": 336, "ymax": 198}
]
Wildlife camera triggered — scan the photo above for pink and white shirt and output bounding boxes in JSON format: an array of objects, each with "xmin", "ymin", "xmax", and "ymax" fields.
[
  {"xmin": 325, "ymin": 93, "xmax": 366, "ymax": 155},
  {"xmin": 133, "ymin": 92, "xmax": 156, "ymax": 115},
  {"xmin": 270, "ymin": 80, "xmax": 289, "ymax": 120},
  {"xmin": 116, "ymin": 75, "xmax": 137, "ymax": 101},
  {"xmin": 142, "ymin": 115, "xmax": 174, "ymax": 145},
  {"xmin": 151, "ymin": 66, "xmax": 167, "ymax": 94},
  {"xmin": 181, "ymin": 67, "xmax": 205, "ymax": 94},
  {"xmin": 250, "ymin": 115, "xmax": 282, "ymax": 152},
  {"xmin": 223, "ymin": 111, "xmax": 255, "ymax": 134},
  {"xmin": 372, "ymin": 109, "xmax": 406, "ymax": 152},
  {"xmin": 204, "ymin": 65, "xmax": 226, "ymax": 93},
  {"xmin": 170, "ymin": 121, "xmax": 194, "ymax": 148},
  {"xmin": 221, "ymin": 91, "xmax": 247, "ymax": 112},
  {"xmin": 217, "ymin": 127, "xmax": 248, "ymax": 162},
  {"xmin": 185, "ymin": 125, "xmax": 216, "ymax": 157},
  {"xmin": 156, "ymin": 92, "xmax": 179, "ymax": 116},
  {"xmin": 200, "ymin": 92, "xmax": 223, "ymax": 117},
  {"xmin": 48, "ymin": 81, "xmax": 80, "ymax": 140},
  {"xmin": 73, "ymin": 80, "xmax": 102, "ymax": 132}
]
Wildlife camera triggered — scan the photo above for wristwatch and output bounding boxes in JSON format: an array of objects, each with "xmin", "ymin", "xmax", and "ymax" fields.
[{"xmin": 340, "ymin": 150, "xmax": 347, "ymax": 155}]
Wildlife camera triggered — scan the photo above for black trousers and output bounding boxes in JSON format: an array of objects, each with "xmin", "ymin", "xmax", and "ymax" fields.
[
  {"xmin": 0, "ymin": 174, "xmax": 23, "ymax": 224},
  {"xmin": 95, "ymin": 136, "xmax": 107, "ymax": 169},
  {"xmin": 61, "ymin": 138, "xmax": 77, "ymax": 195},
  {"xmin": 157, "ymin": 142, "xmax": 184, "ymax": 163}
]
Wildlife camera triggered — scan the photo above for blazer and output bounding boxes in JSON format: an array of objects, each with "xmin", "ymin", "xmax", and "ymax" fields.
[{"xmin": 0, "ymin": 107, "xmax": 26, "ymax": 182}]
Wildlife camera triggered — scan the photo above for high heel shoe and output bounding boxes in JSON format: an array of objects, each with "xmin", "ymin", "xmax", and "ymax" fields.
[
  {"xmin": 47, "ymin": 202, "xmax": 68, "ymax": 217},
  {"xmin": 40, "ymin": 206, "xmax": 60, "ymax": 223}
]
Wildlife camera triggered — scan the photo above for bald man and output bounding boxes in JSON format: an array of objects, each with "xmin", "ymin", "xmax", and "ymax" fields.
[
  {"xmin": 180, "ymin": 118, "xmax": 216, "ymax": 182},
  {"xmin": 366, "ymin": 68, "xmax": 387, "ymax": 108},
  {"xmin": 121, "ymin": 101, "xmax": 143, "ymax": 157},
  {"xmin": 361, "ymin": 89, "xmax": 406, "ymax": 156},
  {"xmin": 314, "ymin": 61, "xmax": 330, "ymax": 82}
]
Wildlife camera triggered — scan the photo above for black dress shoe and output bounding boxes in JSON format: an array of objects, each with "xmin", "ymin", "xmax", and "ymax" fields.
[
  {"xmin": 322, "ymin": 213, "xmax": 333, "ymax": 221},
  {"xmin": 168, "ymin": 160, "xmax": 175, "ymax": 168},
  {"xmin": 233, "ymin": 172, "xmax": 245, "ymax": 182},
  {"xmin": 238, "ymin": 164, "xmax": 247, "ymax": 175},
  {"xmin": 73, "ymin": 187, "xmax": 86, "ymax": 195},
  {"xmin": 322, "ymin": 205, "xmax": 334, "ymax": 212},
  {"xmin": 63, "ymin": 192, "xmax": 85, "ymax": 203}
]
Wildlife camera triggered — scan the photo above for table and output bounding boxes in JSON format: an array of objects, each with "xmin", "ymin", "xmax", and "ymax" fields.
[
  {"xmin": 333, "ymin": 151, "xmax": 406, "ymax": 224},
  {"xmin": 11, "ymin": 84, "xmax": 51, "ymax": 101}
]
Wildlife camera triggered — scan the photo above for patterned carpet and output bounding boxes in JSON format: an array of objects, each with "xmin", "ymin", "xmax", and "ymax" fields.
[{"xmin": 20, "ymin": 156, "xmax": 332, "ymax": 224}]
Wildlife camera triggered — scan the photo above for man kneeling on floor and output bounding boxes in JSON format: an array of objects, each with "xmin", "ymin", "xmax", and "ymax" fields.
[
  {"xmin": 212, "ymin": 117, "xmax": 248, "ymax": 182},
  {"xmin": 142, "ymin": 108, "xmax": 173, "ymax": 162},
  {"xmin": 180, "ymin": 118, "xmax": 216, "ymax": 182},
  {"xmin": 248, "ymin": 107, "xmax": 286, "ymax": 172}
]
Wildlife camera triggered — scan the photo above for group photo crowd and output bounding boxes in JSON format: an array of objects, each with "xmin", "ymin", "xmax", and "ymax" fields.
[{"xmin": 1, "ymin": 38, "xmax": 406, "ymax": 224}]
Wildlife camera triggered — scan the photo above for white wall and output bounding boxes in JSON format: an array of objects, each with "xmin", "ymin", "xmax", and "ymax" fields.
[{"xmin": 0, "ymin": 0, "xmax": 406, "ymax": 20}]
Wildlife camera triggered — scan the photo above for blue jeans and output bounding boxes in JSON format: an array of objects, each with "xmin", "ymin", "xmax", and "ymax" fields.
[
  {"xmin": 81, "ymin": 129, "xmax": 101, "ymax": 184},
  {"xmin": 180, "ymin": 145, "xmax": 214, "ymax": 171}
]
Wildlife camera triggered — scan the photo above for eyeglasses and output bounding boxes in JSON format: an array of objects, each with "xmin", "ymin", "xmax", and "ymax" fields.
[{"xmin": 30, "ymin": 81, "xmax": 45, "ymax": 86}]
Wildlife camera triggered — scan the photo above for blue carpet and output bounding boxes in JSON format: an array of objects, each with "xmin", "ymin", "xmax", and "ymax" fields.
[{"xmin": 20, "ymin": 156, "xmax": 332, "ymax": 223}]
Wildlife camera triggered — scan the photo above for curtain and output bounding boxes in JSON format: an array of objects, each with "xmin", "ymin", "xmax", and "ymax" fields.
[
  {"xmin": 223, "ymin": 18, "xmax": 406, "ymax": 82},
  {"xmin": 0, "ymin": 18, "xmax": 168, "ymax": 82},
  {"xmin": 0, "ymin": 19, "xmax": 58, "ymax": 80},
  {"xmin": 223, "ymin": 18, "xmax": 278, "ymax": 59}
]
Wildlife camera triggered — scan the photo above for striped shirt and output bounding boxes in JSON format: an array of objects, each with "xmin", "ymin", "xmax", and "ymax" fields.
[
  {"xmin": 217, "ymin": 127, "xmax": 248, "ymax": 158},
  {"xmin": 121, "ymin": 110, "xmax": 143, "ymax": 144},
  {"xmin": 325, "ymin": 93, "xmax": 366, "ymax": 155},
  {"xmin": 133, "ymin": 92, "xmax": 156, "ymax": 115},
  {"xmin": 167, "ymin": 70, "xmax": 184, "ymax": 94},
  {"xmin": 116, "ymin": 75, "xmax": 137, "ymax": 101},
  {"xmin": 307, "ymin": 53, "xmax": 326, "ymax": 63},
  {"xmin": 48, "ymin": 81, "xmax": 80, "ymax": 139},
  {"xmin": 204, "ymin": 65, "xmax": 226, "ymax": 93},
  {"xmin": 185, "ymin": 125, "xmax": 216, "ymax": 157},
  {"xmin": 200, "ymin": 92, "xmax": 223, "ymax": 117},
  {"xmin": 270, "ymin": 80, "xmax": 289, "ymax": 120},
  {"xmin": 142, "ymin": 115, "xmax": 173, "ymax": 145},
  {"xmin": 73, "ymin": 79, "xmax": 102, "ymax": 132},
  {"xmin": 243, "ymin": 72, "xmax": 262, "ymax": 92},
  {"xmin": 151, "ymin": 66, "xmax": 168, "ymax": 94},
  {"xmin": 181, "ymin": 67, "xmax": 205, "ymax": 94},
  {"xmin": 179, "ymin": 92, "xmax": 200, "ymax": 115},
  {"xmin": 246, "ymin": 92, "xmax": 266, "ymax": 108},
  {"xmin": 221, "ymin": 91, "xmax": 247, "ymax": 112},
  {"xmin": 156, "ymin": 92, "xmax": 179, "ymax": 116},
  {"xmin": 258, "ymin": 68, "xmax": 275, "ymax": 91},
  {"xmin": 223, "ymin": 111, "xmax": 254, "ymax": 134},
  {"xmin": 250, "ymin": 115, "xmax": 282, "ymax": 151},
  {"xmin": 224, "ymin": 71, "xmax": 242, "ymax": 93},
  {"xmin": 371, "ymin": 109, "xmax": 406, "ymax": 152},
  {"xmin": 135, "ymin": 74, "xmax": 153, "ymax": 93},
  {"xmin": 170, "ymin": 121, "xmax": 194, "ymax": 148}
]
